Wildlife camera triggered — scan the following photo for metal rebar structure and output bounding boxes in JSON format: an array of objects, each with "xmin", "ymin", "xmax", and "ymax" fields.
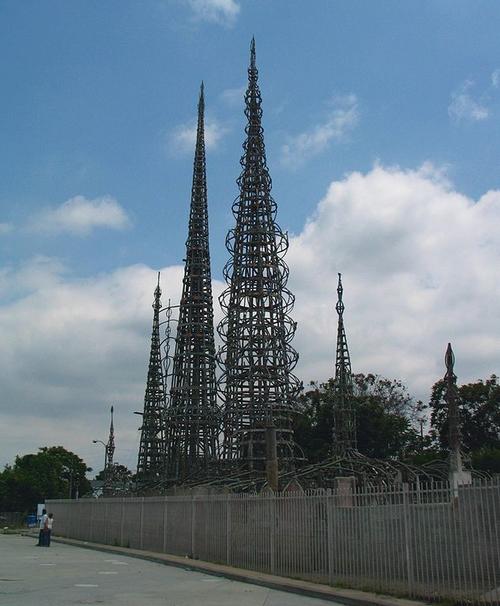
[
  {"xmin": 217, "ymin": 39, "xmax": 302, "ymax": 474},
  {"xmin": 106, "ymin": 405, "xmax": 115, "ymax": 469},
  {"xmin": 444, "ymin": 343, "xmax": 473, "ymax": 488},
  {"xmin": 136, "ymin": 274, "xmax": 167, "ymax": 485},
  {"xmin": 332, "ymin": 273, "xmax": 357, "ymax": 454},
  {"xmin": 445, "ymin": 343, "xmax": 461, "ymax": 464},
  {"xmin": 165, "ymin": 83, "xmax": 219, "ymax": 481}
]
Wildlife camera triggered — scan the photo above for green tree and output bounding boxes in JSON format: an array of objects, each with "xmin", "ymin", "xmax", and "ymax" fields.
[
  {"xmin": 294, "ymin": 374, "xmax": 420, "ymax": 462},
  {"xmin": 429, "ymin": 375, "xmax": 500, "ymax": 452},
  {"xmin": 0, "ymin": 446, "xmax": 92, "ymax": 512},
  {"xmin": 428, "ymin": 374, "xmax": 500, "ymax": 474}
]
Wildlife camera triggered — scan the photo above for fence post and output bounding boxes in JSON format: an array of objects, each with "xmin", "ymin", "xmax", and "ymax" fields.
[
  {"xmin": 326, "ymin": 491, "xmax": 334, "ymax": 585},
  {"xmin": 104, "ymin": 502, "xmax": 108, "ymax": 545},
  {"xmin": 191, "ymin": 495, "xmax": 196, "ymax": 558},
  {"xmin": 162, "ymin": 497, "xmax": 168, "ymax": 553},
  {"xmin": 403, "ymin": 483, "xmax": 414, "ymax": 596},
  {"xmin": 120, "ymin": 498, "xmax": 125, "ymax": 547},
  {"xmin": 89, "ymin": 500, "xmax": 94, "ymax": 542},
  {"xmin": 269, "ymin": 496, "xmax": 276, "ymax": 575},
  {"xmin": 226, "ymin": 494, "xmax": 231, "ymax": 566},
  {"xmin": 140, "ymin": 497, "xmax": 144, "ymax": 550}
]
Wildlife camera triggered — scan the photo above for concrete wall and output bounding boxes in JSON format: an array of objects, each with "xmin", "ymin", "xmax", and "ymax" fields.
[{"xmin": 47, "ymin": 481, "xmax": 500, "ymax": 604}]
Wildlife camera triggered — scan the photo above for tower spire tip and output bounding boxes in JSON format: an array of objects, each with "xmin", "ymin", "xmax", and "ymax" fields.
[{"xmin": 250, "ymin": 36, "xmax": 256, "ymax": 67}]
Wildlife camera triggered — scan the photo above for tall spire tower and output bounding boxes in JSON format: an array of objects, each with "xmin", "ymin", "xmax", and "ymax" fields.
[
  {"xmin": 136, "ymin": 274, "xmax": 167, "ymax": 485},
  {"xmin": 166, "ymin": 83, "xmax": 219, "ymax": 480},
  {"xmin": 218, "ymin": 39, "xmax": 302, "ymax": 471},
  {"xmin": 106, "ymin": 405, "xmax": 115, "ymax": 468},
  {"xmin": 332, "ymin": 274, "xmax": 356, "ymax": 454}
]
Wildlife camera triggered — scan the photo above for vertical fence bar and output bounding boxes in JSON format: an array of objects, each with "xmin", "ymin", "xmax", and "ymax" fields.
[
  {"xmin": 403, "ymin": 484, "xmax": 414, "ymax": 596},
  {"xmin": 226, "ymin": 494, "xmax": 231, "ymax": 566},
  {"xmin": 269, "ymin": 495, "xmax": 275, "ymax": 574},
  {"xmin": 139, "ymin": 497, "xmax": 144, "ymax": 550},
  {"xmin": 119, "ymin": 498, "xmax": 125, "ymax": 547},
  {"xmin": 103, "ymin": 502, "xmax": 108, "ymax": 545},
  {"xmin": 89, "ymin": 500, "xmax": 94, "ymax": 542},
  {"xmin": 484, "ymin": 481, "xmax": 499, "ymax": 604},
  {"xmin": 162, "ymin": 497, "xmax": 168, "ymax": 553},
  {"xmin": 191, "ymin": 495, "xmax": 196, "ymax": 558}
]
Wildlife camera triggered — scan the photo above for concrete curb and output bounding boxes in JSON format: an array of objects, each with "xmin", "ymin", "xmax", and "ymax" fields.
[{"xmin": 31, "ymin": 534, "xmax": 429, "ymax": 606}]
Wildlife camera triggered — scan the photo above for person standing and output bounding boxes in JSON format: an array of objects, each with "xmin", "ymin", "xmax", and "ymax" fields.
[
  {"xmin": 44, "ymin": 513, "xmax": 54, "ymax": 547},
  {"xmin": 37, "ymin": 509, "xmax": 47, "ymax": 546}
]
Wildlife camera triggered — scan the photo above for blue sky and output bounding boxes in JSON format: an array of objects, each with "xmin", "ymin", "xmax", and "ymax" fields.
[
  {"xmin": 2, "ymin": 1, "xmax": 500, "ymax": 275},
  {"xmin": 1, "ymin": 1, "xmax": 500, "ymax": 472}
]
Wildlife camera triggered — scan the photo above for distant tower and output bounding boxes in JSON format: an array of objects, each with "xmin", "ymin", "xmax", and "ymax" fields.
[
  {"xmin": 166, "ymin": 83, "xmax": 219, "ymax": 480},
  {"xmin": 106, "ymin": 405, "xmax": 115, "ymax": 468},
  {"xmin": 136, "ymin": 274, "xmax": 167, "ymax": 485},
  {"xmin": 444, "ymin": 343, "xmax": 471, "ymax": 486},
  {"xmin": 218, "ymin": 39, "xmax": 302, "ymax": 471},
  {"xmin": 332, "ymin": 274, "xmax": 356, "ymax": 454}
]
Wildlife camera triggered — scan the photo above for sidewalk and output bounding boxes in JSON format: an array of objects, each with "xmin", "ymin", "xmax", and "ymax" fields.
[{"xmin": 46, "ymin": 534, "xmax": 429, "ymax": 606}]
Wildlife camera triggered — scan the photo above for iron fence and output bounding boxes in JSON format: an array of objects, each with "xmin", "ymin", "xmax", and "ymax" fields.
[{"xmin": 47, "ymin": 479, "xmax": 500, "ymax": 604}]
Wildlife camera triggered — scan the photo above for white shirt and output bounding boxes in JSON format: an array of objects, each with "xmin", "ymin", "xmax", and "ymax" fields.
[
  {"xmin": 39, "ymin": 514, "xmax": 48, "ymax": 530},
  {"xmin": 47, "ymin": 517, "xmax": 53, "ymax": 530}
]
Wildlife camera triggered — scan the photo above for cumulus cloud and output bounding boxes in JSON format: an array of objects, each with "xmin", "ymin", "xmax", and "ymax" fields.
[
  {"xmin": 170, "ymin": 118, "xmax": 228, "ymax": 153},
  {"xmin": 288, "ymin": 163, "xmax": 500, "ymax": 401},
  {"xmin": 491, "ymin": 69, "xmax": 500, "ymax": 89},
  {"xmin": 186, "ymin": 0, "xmax": 240, "ymax": 26},
  {"xmin": 0, "ymin": 256, "xmax": 225, "ymax": 471},
  {"xmin": 281, "ymin": 94, "xmax": 359, "ymax": 168},
  {"xmin": 448, "ymin": 80, "xmax": 489, "ymax": 122},
  {"xmin": 2, "ymin": 164, "xmax": 499, "ymax": 472},
  {"xmin": 220, "ymin": 85, "xmax": 245, "ymax": 107},
  {"xmin": 28, "ymin": 195, "xmax": 131, "ymax": 236}
]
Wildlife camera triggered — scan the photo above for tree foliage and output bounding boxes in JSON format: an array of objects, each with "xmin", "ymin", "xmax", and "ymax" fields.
[
  {"xmin": 429, "ymin": 374, "xmax": 500, "ymax": 452},
  {"xmin": 0, "ymin": 446, "xmax": 92, "ymax": 512},
  {"xmin": 427, "ymin": 374, "xmax": 500, "ymax": 473},
  {"xmin": 294, "ymin": 373, "xmax": 421, "ymax": 462}
]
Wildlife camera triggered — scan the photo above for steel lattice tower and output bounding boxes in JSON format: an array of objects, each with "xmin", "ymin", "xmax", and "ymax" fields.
[
  {"xmin": 218, "ymin": 39, "xmax": 302, "ymax": 471},
  {"xmin": 166, "ymin": 84, "xmax": 219, "ymax": 480},
  {"xmin": 136, "ymin": 274, "xmax": 167, "ymax": 484},
  {"xmin": 106, "ymin": 405, "xmax": 115, "ymax": 468},
  {"xmin": 332, "ymin": 273, "xmax": 357, "ymax": 454}
]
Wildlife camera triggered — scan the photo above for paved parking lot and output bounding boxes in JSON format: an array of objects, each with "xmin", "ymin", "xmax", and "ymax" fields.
[{"xmin": 0, "ymin": 534, "xmax": 339, "ymax": 606}]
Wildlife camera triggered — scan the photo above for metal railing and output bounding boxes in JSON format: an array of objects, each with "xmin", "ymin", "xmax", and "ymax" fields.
[{"xmin": 47, "ymin": 478, "xmax": 500, "ymax": 604}]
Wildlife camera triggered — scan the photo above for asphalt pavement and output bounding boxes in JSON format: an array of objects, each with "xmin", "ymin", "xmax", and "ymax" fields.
[{"xmin": 0, "ymin": 534, "xmax": 341, "ymax": 606}]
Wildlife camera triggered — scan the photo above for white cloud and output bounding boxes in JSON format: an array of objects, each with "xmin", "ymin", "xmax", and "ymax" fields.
[
  {"xmin": 186, "ymin": 0, "xmax": 240, "ymax": 26},
  {"xmin": 0, "ymin": 256, "xmax": 225, "ymax": 472},
  {"xmin": 288, "ymin": 163, "xmax": 500, "ymax": 402},
  {"xmin": 281, "ymin": 94, "xmax": 359, "ymax": 168},
  {"xmin": 220, "ymin": 86, "xmax": 245, "ymax": 107},
  {"xmin": 491, "ymin": 69, "xmax": 500, "ymax": 89},
  {"xmin": 28, "ymin": 195, "xmax": 131, "ymax": 236},
  {"xmin": 2, "ymin": 164, "xmax": 500, "ymax": 472},
  {"xmin": 448, "ymin": 80, "xmax": 489, "ymax": 122},
  {"xmin": 0, "ymin": 222, "xmax": 13, "ymax": 234},
  {"xmin": 170, "ymin": 119, "xmax": 228, "ymax": 153}
]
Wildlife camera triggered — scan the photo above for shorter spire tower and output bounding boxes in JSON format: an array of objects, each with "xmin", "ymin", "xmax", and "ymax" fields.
[
  {"xmin": 136, "ymin": 273, "xmax": 167, "ymax": 485},
  {"xmin": 332, "ymin": 273, "xmax": 356, "ymax": 454},
  {"xmin": 106, "ymin": 405, "xmax": 115, "ymax": 468},
  {"xmin": 444, "ymin": 343, "xmax": 472, "ymax": 487}
]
